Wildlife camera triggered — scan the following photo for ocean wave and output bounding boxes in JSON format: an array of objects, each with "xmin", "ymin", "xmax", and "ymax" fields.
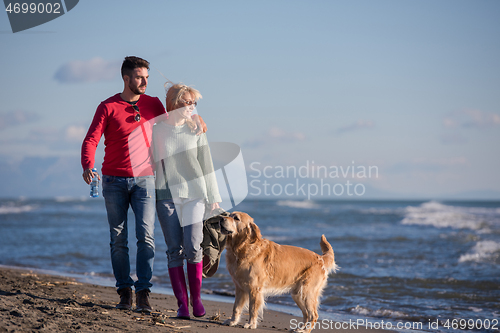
[
  {"xmin": 276, "ymin": 200, "xmax": 320, "ymax": 209},
  {"xmin": 401, "ymin": 201, "xmax": 498, "ymax": 230},
  {"xmin": 266, "ymin": 235, "xmax": 295, "ymax": 242},
  {"xmin": 0, "ymin": 203, "xmax": 37, "ymax": 214},
  {"xmin": 54, "ymin": 196, "xmax": 89, "ymax": 203},
  {"xmin": 459, "ymin": 240, "xmax": 500, "ymax": 263},
  {"xmin": 360, "ymin": 207, "xmax": 404, "ymax": 215},
  {"xmin": 348, "ymin": 305, "xmax": 409, "ymax": 319}
]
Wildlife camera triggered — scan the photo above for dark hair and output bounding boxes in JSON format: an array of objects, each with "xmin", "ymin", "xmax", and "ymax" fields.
[{"xmin": 121, "ymin": 56, "xmax": 150, "ymax": 78}]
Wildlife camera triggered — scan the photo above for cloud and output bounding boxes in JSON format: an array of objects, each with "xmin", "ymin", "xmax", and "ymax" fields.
[
  {"xmin": 387, "ymin": 157, "xmax": 468, "ymax": 174},
  {"xmin": 334, "ymin": 119, "xmax": 374, "ymax": 135},
  {"xmin": 0, "ymin": 155, "xmax": 85, "ymax": 198},
  {"xmin": 0, "ymin": 110, "xmax": 41, "ymax": 130},
  {"xmin": 54, "ymin": 57, "xmax": 121, "ymax": 83},
  {"xmin": 412, "ymin": 157, "xmax": 468, "ymax": 166},
  {"xmin": 440, "ymin": 132, "xmax": 468, "ymax": 145},
  {"xmin": 268, "ymin": 127, "xmax": 305, "ymax": 140},
  {"xmin": 243, "ymin": 126, "xmax": 306, "ymax": 148},
  {"xmin": 440, "ymin": 109, "xmax": 500, "ymax": 144},
  {"xmin": 0, "ymin": 124, "xmax": 87, "ymax": 155},
  {"xmin": 65, "ymin": 125, "xmax": 87, "ymax": 142},
  {"xmin": 443, "ymin": 109, "xmax": 500, "ymax": 129},
  {"xmin": 27, "ymin": 127, "xmax": 60, "ymax": 142},
  {"xmin": 25, "ymin": 124, "xmax": 86, "ymax": 143}
]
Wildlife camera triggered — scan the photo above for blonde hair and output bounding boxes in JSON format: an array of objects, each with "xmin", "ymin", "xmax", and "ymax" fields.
[
  {"xmin": 165, "ymin": 83, "xmax": 202, "ymax": 112},
  {"xmin": 165, "ymin": 83, "xmax": 202, "ymax": 132}
]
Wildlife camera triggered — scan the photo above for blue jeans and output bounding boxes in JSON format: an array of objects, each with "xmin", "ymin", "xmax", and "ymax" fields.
[
  {"xmin": 102, "ymin": 175, "xmax": 155, "ymax": 292},
  {"xmin": 156, "ymin": 198, "xmax": 205, "ymax": 268}
]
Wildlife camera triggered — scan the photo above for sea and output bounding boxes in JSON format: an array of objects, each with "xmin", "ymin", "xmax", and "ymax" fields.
[{"xmin": 1, "ymin": 198, "xmax": 499, "ymax": 332}]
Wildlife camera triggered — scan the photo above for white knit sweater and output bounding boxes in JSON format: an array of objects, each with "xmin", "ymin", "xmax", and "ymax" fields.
[{"xmin": 152, "ymin": 121, "xmax": 221, "ymax": 203}]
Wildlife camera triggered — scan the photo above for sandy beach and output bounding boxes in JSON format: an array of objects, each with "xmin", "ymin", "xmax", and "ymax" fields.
[{"xmin": 0, "ymin": 266, "xmax": 393, "ymax": 333}]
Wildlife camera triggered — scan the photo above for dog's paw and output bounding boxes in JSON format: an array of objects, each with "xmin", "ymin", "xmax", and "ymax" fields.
[
  {"xmin": 244, "ymin": 322, "xmax": 257, "ymax": 329},
  {"xmin": 292, "ymin": 329, "xmax": 306, "ymax": 333},
  {"xmin": 223, "ymin": 319, "xmax": 238, "ymax": 327}
]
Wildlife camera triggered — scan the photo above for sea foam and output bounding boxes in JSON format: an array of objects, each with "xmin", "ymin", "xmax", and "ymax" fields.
[
  {"xmin": 459, "ymin": 240, "xmax": 500, "ymax": 263},
  {"xmin": 276, "ymin": 200, "xmax": 320, "ymax": 209},
  {"xmin": 0, "ymin": 203, "xmax": 36, "ymax": 214},
  {"xmin": 401, "ymin": 201, "xmax": 494, "ymax": 230}
]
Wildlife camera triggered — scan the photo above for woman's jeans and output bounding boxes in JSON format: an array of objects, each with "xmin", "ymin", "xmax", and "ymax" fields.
[
  {"xmin": 156, "ymin": 198, "xmax": 205, "ymax": 268},
  {"xmin": 102, "ymin": 175, "xmax": 155, "ymax": 292}
]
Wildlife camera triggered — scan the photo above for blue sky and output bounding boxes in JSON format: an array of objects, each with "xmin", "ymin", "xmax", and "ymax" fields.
[{"xmin": 1, "ymin": 0, "xmax": 499, "ymax": 199}]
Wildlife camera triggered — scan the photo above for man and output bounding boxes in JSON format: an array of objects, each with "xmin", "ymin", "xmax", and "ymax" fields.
[{"xmin": 81, "ymin": 56, "xmax": 205, "ymax": 312}]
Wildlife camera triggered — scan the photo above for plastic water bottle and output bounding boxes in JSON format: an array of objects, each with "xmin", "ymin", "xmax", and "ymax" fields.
[{"xmin": 90, "ymin": 168, "xmax": 99, "ymax": 198}]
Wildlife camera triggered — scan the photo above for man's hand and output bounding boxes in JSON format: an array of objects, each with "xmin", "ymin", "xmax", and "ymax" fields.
[
  {"xmin": 82, "ymin": 168, "xmax": 100, "ymax": 185},
  {"xmin": 192, "ymin": 114, "xmax": 207, "ymax": 135}
]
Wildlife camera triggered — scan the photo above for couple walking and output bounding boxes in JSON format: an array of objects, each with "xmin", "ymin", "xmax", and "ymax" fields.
[{"xmin": 81, "ymin": 56, "xmax": 221, "ymax": 319}]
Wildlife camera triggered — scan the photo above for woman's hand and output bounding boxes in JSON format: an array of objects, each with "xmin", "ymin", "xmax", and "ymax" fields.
[{"xmin": 210, "ymin": 202, "xmax": 220, "ymax": 212}]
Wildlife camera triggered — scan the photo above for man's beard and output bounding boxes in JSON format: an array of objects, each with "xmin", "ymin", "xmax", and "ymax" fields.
[{"xmin": 130, "ymin": 85, "xmax": 146, "ymax": 95}]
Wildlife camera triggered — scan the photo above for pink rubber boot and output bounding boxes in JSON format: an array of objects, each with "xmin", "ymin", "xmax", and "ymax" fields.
[
  {"xmin": 187, "ymin": 262, "xmax": 206, "ymax": 317},
  {"xmin": 168, "ymin": 266, "xmax": 190, "ymax": 319}
]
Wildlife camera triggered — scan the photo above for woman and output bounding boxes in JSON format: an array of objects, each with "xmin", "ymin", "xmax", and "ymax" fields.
[{"xmin": 153, "ymin": 84, "xmax": 221, "ymax": 319}]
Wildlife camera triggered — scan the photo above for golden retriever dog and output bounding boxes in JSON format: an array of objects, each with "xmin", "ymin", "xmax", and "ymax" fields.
[{"xmin": 220, "ymin": 212, "xmax": 338, "ymax": 332}]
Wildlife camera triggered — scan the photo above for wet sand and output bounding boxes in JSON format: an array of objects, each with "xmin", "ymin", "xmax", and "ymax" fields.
[{"xmin": 0, "ymin": 266, "xmax": 391, "ymax": 332}]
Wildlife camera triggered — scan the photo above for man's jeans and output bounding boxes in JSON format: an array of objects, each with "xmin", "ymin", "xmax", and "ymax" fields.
[{"xmin": 102, "ymin": 175, "xmax": 155, "ymax": 292}]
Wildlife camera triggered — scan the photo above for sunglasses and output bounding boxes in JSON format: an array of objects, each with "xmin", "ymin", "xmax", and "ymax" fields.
[
  {"xmin": 132, "ymin": 104, "xmax": 141, "ymax": 122},
  {"xmin": 180, "ymin": 99, "xmax": 197, "ymax": 106}
]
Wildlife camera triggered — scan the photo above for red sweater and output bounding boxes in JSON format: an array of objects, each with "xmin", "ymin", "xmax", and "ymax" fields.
[{"xmin": 81, "ymin": 93, "xmax": 166, "ymax": 177}]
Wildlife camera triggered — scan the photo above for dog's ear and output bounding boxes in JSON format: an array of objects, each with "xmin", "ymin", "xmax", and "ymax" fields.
[{"xmin": 248, "ymin": 222, "xmax": 262, "ymax": 243}]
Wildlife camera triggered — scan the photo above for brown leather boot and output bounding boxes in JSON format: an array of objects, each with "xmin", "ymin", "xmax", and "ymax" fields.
[
  {"xmin": 135, "ymin": 289, "xmax": 152, "ymax": 313},
  {"xmin": 116, "ymin": 287, "xmax": 132, "ymax": 310}
]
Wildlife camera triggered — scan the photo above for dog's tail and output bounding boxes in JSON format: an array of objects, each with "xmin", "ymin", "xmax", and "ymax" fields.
[{"xmin": 320, "ymin": 235, "xmax": 338, "ymax": 273}]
